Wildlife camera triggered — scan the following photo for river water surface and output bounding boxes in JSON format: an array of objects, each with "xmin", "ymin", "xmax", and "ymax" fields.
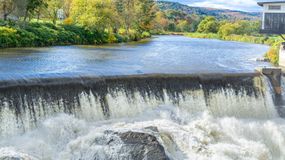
[{"xmin": 0, "ymin": 36, "xmax": 270, "ymax": 79}]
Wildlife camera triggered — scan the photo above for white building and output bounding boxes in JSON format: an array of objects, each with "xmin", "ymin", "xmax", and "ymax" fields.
[
  {"xmin": 258, "ymin": 1, "xmax": 285, "ymax": 67},
  {"xmin": 258, "ymin": 1, "xmax": 285, "ymax": 34}
]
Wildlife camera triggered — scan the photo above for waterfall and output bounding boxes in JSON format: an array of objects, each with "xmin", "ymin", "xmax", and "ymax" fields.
[
  {"xmin": 0, "ymin": 74, "xmax": 278, "ymax": 137},
  {"xmin": 0, "ymin": 74, "xmax": 285, "ymax": 160}
]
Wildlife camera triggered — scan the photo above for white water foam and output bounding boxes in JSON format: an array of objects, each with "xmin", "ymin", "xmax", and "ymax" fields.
[
  {"xmin": 0, "ymin": 77, "xmax": 283, "ymax": 159},
  {"xmin": 0, "ymin": 81, "xmax": 277, "ymax": 138},
  {"xmin": 0, "ymin": 105, "xmax": 284, "ymax": 160}
]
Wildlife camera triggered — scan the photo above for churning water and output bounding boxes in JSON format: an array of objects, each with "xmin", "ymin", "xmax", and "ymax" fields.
[
  {"xmin": 0, "ymin": 36, "xmax": 283, "ymax": 160},
  {"xmin": 0, "ymin": 74, "xmax": 284, "ymax": 160}
]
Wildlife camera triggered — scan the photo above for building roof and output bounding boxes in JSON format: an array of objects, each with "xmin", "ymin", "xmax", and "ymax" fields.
[{"xmin": 258, "ymin": 1, "xmax": 285, "ymax": 6}]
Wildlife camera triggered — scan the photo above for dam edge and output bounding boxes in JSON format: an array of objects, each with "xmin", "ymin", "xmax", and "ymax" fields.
[{"xmin": 0, "ymin": 72, "xmax": 262, "ymax": 89}]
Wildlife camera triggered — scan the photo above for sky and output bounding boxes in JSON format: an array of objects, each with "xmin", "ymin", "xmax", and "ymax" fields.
[{"xmin": 162, "ymin": 0, "xmax": 277, "ymax": 12}]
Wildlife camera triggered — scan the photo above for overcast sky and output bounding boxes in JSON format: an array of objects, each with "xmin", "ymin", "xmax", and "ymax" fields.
[{"xmin": 162, "ymin": 0, "xmax": 274, "ymax": 12}]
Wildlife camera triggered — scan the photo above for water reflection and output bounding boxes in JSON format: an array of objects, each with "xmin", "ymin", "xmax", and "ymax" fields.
[{"xmin": 0, "ymin": 35, "xmax": 270, "ymax": 80}]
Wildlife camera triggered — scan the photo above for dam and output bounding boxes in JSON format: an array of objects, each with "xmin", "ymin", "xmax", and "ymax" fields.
[{"xmin": 0, "ymin": 36, "xmax": 284, "ymax": 160}]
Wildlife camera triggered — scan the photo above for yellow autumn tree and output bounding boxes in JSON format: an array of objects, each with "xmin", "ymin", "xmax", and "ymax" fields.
[{"xmin": 70, "ymin": 0, "xmax": 115, "ymax": 31}]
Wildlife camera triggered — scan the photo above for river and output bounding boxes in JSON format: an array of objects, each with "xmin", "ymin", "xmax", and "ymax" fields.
[
  {"xmin": 0, "ymin": 35, "xmax": 270, "ymax": 80},
  {"xmin": 0, "ymin": 36, "xmax": 284, "ymax": 160}
]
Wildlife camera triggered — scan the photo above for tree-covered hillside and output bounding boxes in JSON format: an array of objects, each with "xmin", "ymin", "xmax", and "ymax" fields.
[{"xmin": 157, "ymin": 1, "xmax": 261, "ymax": 20}]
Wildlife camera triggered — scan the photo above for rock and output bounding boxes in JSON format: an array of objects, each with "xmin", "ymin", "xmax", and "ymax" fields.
[
  {"xmin": 256, "ymin": 57, "xmax": 269, "ymax": 62},
  {"xmin": 0, "ymin": 148, "xmax": 37, "ymax": 160},
  {"xmin": 61, "ymin": 131, "xmax": 169, "ymax": 160},
  {"xmin": 144, "ymin": 126, "xmax": 159, "ymax": 132},
  {"xmin": 116, "ymin": 131, "xmax": 169, "ymax": 160}
]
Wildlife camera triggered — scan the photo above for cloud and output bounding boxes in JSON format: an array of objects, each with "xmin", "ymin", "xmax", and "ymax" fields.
[
  {"xmin": 191, "ymin": 0, "xmax": 259, "ymax": 11},
  {"xmin": 163, "ymin": 0, "xmax": 263, "ymax": 12}
]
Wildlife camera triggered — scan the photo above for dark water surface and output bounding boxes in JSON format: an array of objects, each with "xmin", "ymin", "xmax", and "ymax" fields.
[{"xmin": 0, "ymin": 35, "xmax": 270, "ymax": 80}]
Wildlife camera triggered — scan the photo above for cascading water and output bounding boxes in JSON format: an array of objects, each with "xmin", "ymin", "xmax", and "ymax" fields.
[{"xmin": 0, "ymin": 74, "xmax": 284, "ymax": 160}]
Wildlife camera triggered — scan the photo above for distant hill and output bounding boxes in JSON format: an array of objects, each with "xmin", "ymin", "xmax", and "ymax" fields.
[{"xmin": 157, "ymin": 1, "xmax": 261, "ymax": 20}]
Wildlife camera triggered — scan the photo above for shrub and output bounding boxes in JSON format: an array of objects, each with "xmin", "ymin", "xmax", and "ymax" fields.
[
  {"xmin": 186, "ymin": 33, "xmax": 220, "ymax": 39},
  {"xmin": 0, "ymin": 27, "xmax": 19, "ymax": 48},
  {"xmin": 197, "ymin": 16, "xmax": 219, "ymax": 33},
  {"xmin": 141, "ymin": 31, "xmax": 151, "ymax": 38},
  {"xmin": 107, "ymin": 33, "xmax": 118, "ymax": 43},
  {"xmin": 15, "ymin": 28, "xmax": 37, "ymax": 47},
  {"xmin": 0, "ymin": 21, "xmax": 152, "ymax": 49},
  {"xmin": 25, "ymin": 24, "xmax": 58, "ymax": 46},
  {"xmin": 265, "ymin": 42, "xmax": 280, "ymax": 65},
  {"xmin": 60, "ymin": 24, "xmax": 88, "ymax": 44},
  {"xmin": 63, "ymin": 18, "xmax": 73, "ymax": 25}
]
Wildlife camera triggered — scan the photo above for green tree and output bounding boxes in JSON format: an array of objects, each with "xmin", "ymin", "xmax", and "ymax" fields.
[
  {"xmin": 136, "ymin": 0, "xmax": 156, "ymax": 31},
  {"xmin": 167, "ymin": 22, "xmax": 176, "ymax": 31},
  {"xmin": 218, "ymin": 20, "xmax": 261, "ymax": 37},
  {"xmin": 45, "ymin": 0, "xmax": 64, "ymax": 24},
  {"xmin": 24, "ymin": 0, "xmax": 46, "ymax": 21},
  {"xmin": 0, "ymin": 0, "xmax": 15, "ymax": 20},
  {"xmin": 218, "ymin": 22, "xmax": 240, "ymax": 37},
  {"xmin": 188, "ymin": 14, "xmax": 202, "ymax": 32},
  {"xmin": 176, "ymin": 20, "xmax": 191, "ymax": 32},
  {"xmin": 235, "ymin": 20, "xmax": 260, "ymax": 35},
  {"xmin": 153, "ymin": 11, "xmax": 169, "ymax": 31},
  {"xmin": 63, "ymin": 0, "xmax": 72, "ymax": 17},
  {"xmin": 118, "ymin": 0, "xmax": 136, "ymax": 35},
  {"xmin": 197, "ymin": 16, "xmax": 219, "ymax": 33},
  {"xmin": 71, "ymin": 0, "xmax": 115, "ymax": 31}
]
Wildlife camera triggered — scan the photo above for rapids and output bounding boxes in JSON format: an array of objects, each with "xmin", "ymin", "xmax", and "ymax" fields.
[
  {"xmin": 0, "ymin": 107, "xmax": 284, "ymax": 160},
  {"xmin": 0, "ymin": 74, "xmax": 284, "ymax": 160}
]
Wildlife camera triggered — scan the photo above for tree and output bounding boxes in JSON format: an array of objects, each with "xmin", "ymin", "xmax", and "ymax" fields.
[
  {"xmin": 197, "ymin": 16, "xmax": 219, "ymax": 33},
  {"xmin": 167, "ymin": 22, "xmax": 176, "ymax": 31},
  {"xmin": 218, "ymin": 22, "xmax": 240, "ymax": 37},
  {"xmin": 119, "ymin": 0, "xmax": 136, "ymax": 35},
  {"xmin": 0, "ymin": 0, "xmax": 15, "ymax": 20},
  {"xmin": 176, "ymin": 20, "xmax": 191, "ymax": 32},
  {"xmin": 235, "ymin": 20, "xmax": 260, "ymax": 35},
  {"xmin": 136, "ymin": 0, "xmax": 156, "ymax": 31},
  {"xmin": 45, "ymin": 0, "xmax": 64, "ymax": 24},
  {"xmin": 188, "ymin": 14, "xmax": 202, "ymax": 32},
  {"xmin": 218, "ymin": 20, "xmax": 261, "ymax": 37},
  {"xmin": 71, "ymin": 0, "xmax": 115, "ymax": 31},
  {"xmin": 153, "ymin": 11, "xmax": 169, "ymax": 31},
  {"xmin": 24, "ymin": 0, "xmax": 46, "ymax": 21},
  {"xmin": 63, "ymin": 0, "xmax": 72, "ymax": 17}
]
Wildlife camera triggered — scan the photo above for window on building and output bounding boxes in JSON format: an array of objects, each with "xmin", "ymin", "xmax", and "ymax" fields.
[{"xmin": 268, "ymin": 5, "xmax": 281, "ymax": 10}]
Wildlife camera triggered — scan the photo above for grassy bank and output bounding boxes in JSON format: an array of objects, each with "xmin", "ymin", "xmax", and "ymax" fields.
[
  {"xmin": 186, "ymin": 32, "xmax": 282, "ymax": 65},
  {"xmin": 0, "ymin": 21, "xmax": 151, "ymax": 49}
]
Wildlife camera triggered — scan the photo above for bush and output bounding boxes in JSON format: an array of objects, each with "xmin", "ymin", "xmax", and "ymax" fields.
[
  {"xmin": 107, "ymin": 33, "xmax": 118, "ymax": 43},
  {"xmin": 63, "ymin": 18, "xmax": 73, "ymax": 25},
  {"xmin": 265, "ymin": 42, "xmax": 280, "ymax": 65},
  {"xmin": 197, "ymin": 16, "xmax": 219, "ymax": 33},
  {"xmin": 24, "ymin": 23, "xmax": 59, "ymax": 46},
  {"xmin": 15, "ymin": 28, "xmax": 37, "ymax": 47},
  {"xmin": 141, "ymin": 31, "xmax": 151, "ymax": 38},
  {"xmin": 186, "ymin": 33, "xmax": 220, "ymax": 39},
  {"xmin": 0, "ymin": 20, "xmax": 153, "ymax": 49},
  {"xmin": 0, "ymin": 27, "xmax": 19, "ymax": 48}
]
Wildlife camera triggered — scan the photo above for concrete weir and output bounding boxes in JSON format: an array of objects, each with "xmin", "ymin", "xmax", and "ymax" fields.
[
  {"xmin": 0, "ymin": 73, "xmax": 279, "ymax": 136},
  {"xmin": 256, "ymin": 67, "xmax": 282, "ymax": 95}
]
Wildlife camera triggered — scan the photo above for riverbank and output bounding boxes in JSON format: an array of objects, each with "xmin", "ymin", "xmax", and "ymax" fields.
[
  {"xmin": 0, "ymin": 21, "xmax": 151, "ymax": 49},
  {"xmin": 185, "ymin": 32, "xmax": 282, "ymax": 65}
]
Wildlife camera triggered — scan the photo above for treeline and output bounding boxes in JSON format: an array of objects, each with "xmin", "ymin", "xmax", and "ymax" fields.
[
  {"xmin": 153, "ymin": 10, "xmax": 202, "ymax": 33},
  {"xmin": 185, "ymin": 16, "xmax": 281, "ymax": 64},
  {"xmin": 195, "ymin": 16, "xmax": 260, "ymax": 36},
  {"xmin": 0, "ymin": 0, "xmax": 160, "ymax": 48}
]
